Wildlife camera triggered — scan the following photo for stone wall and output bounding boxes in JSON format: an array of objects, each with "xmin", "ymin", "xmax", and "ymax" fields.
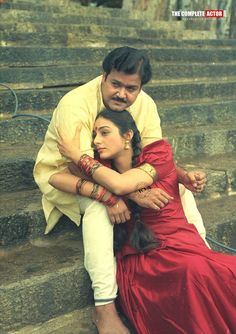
[{"xmin": 122, "ymin": 0, "xmax": 235, "ymax": 38}]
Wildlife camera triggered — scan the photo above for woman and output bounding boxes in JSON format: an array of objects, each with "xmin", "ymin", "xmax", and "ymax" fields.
[{"xmin": 50, "ymin": 109, "xmax": 236, "ymax": 334}]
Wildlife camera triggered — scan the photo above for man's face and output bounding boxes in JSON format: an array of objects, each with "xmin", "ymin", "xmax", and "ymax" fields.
[{"xmin": 101, "ymin": 69, "xmax": 142, "ymax": 111}]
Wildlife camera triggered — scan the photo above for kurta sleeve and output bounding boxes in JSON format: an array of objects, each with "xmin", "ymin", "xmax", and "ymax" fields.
[{"xmin": 136, "ymin": 140, "xmax": 175, "ymax": 181}]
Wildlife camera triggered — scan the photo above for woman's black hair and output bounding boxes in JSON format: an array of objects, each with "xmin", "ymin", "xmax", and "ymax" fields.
[
  {"xmin": 96, "ymin": 109, "xmax": 158, "ymax": 253},
  {"xmin": 102, "ymin": 46, "xmax": 152, "ymax": 86}
]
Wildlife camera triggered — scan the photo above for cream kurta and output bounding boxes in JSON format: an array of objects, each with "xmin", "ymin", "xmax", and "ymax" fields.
[{"xmin": 33, "ymin": 75, "xmax": 162, "ymax": 233}]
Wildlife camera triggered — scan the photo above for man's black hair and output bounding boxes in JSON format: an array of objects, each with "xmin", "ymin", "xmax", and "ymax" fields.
[{"xmin": 102, "ymin": 46, "xmax": 152, "ymax": 85}]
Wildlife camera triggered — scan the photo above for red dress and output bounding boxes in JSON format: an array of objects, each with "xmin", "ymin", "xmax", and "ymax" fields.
[{"xmin": 116, "ymin": 140, "xmax": 236, "ymax": 334}]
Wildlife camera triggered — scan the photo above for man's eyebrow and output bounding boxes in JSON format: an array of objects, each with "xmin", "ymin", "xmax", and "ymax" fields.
[{"xmin": 111, "ymin": 79, "xmax": 139, "ymax": 89}]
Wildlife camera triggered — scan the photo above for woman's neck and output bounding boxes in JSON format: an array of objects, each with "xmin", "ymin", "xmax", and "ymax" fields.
[{"xmin": 113, "ymin": 150, "xmax": 133, "ymax": 173}]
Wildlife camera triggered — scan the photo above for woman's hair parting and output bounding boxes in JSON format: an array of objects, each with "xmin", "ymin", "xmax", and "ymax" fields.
[
  {"xmin": 96, "ymin": 109, "xmax": 158, "ymax": 253},
  {"xmin": 102, "ymin": 46, "xmax": 152, "ymax": 86}
]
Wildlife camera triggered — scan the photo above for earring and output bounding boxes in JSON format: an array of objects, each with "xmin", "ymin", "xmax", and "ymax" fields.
[{"xmin": 124, "ymin": 140, "xmax": 130, "ymax": 150}]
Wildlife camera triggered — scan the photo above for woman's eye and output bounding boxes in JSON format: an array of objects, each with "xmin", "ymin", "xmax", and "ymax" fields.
[{"xmin": 101, "ymin": 131, "xmax": 109, "ymax": 136}]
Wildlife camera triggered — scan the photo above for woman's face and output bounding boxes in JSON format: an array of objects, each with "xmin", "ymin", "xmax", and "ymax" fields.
[{"xmin": 93, "ymin": 117, "xmax": 127, "ymax": 160}]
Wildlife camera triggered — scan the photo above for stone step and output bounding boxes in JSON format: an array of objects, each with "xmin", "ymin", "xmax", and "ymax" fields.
[
  {"xmin": 0, "ymin": 189, "xmax": 45, "ymax": 246},
  {"xmin": 6, "ymin": 307, "xmax": 98, "ymax": 334},
  {"xmin": 0, "ymin": 186, "xmax": 84, "ymax": 247},
  {"xmin": 0, "ymin": 8, "xmax": 144, "ymax": 29},
  {"xmin": 199, "ymin": 195, "xmax": 236, "ymax": 251},
  {"xmin": 145, "ymin": 78, "xmax": 236, "ymax": 102},
  {"xmin": 165, "ymin": 123, "xmax": 236, "ymax": 159},
  {"xmin": 0, "ymin": 230, "xmax": 93, "ymax": 333},
  {"xmin": 1, "ymin": 79, "xmax": 236, "ymax": 115},
  {"xmin": 6, "ymin": 308, "xmax": 99, "ymax": 334},
  {"xmin": 2, "ymin": 29, "xmax": 236, "ymax": 48},
  {"xmin": 1, "ymin": 47, "xmax": 235, "ymax": 68},
  {"xmin": 0, "ymin": 142, "xmax": 39, "ymax": 194},
  {"xmin": 159, "ymin": 99, "xmax": 236, "ymax": 127},
  {"xmin": 0, "ymin": 31, "xmax": 217, "ymax": 48},
  {"xmin": 1, "ymin": 0, "xmax": 130, "ymax": 18},
  {"xmin": 1, "ymin": 63, "xmax": 236, "ymax": 90},
  {"xmin": 0, "ymin": 22, "xmax": 185, "ymax": 41}
]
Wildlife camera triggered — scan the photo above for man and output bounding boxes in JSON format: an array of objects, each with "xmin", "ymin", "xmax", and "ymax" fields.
[{"xmin": 34, "ymin": 46, "xmax": 206, "ymax": 334}]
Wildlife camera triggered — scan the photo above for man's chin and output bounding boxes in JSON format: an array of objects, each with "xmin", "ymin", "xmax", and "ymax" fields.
[{"xmin": 109, "ymin": 103, "xmax": 126, "ymax": 112}]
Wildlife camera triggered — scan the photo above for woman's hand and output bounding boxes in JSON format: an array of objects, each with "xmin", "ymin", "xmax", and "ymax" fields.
[{"xmin": 57, "ymin": 124, "xmax": 82, "ymax": 163}]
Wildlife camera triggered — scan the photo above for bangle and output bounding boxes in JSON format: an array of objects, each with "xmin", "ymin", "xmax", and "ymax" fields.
[
  {"xmin": 76, "ymin": 179, "xmax": 87, "ymax": 194},
  {"xmin": 90, "ymin": 184, "xmax": 107, "ymax": 202},
  {"xmin": 79, "ymin": 154, "xmax": 103, "ymax": 177},
  {"xmin": 103, "ymin": 194, "xmax": 119, "ymax": 207}
]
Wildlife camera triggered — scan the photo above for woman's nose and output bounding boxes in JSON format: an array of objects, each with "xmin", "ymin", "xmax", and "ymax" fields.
[{"xmin": 93, "ymin": 134, "xmax": 100, "ymax": 145}]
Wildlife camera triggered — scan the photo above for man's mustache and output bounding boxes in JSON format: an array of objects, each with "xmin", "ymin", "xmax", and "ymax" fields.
[{"xmin": 112, "ymin": 96, "xmax": 127, "ymax": 103}]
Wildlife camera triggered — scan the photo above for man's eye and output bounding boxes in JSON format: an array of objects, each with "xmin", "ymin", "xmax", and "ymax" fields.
[
  {"xmin": 127, "ymin": 87, "xmax": 136, "ymax": 93},
  {"xmin": 112, "ymin": 82, "xmax": 119, "ymax": 88}
]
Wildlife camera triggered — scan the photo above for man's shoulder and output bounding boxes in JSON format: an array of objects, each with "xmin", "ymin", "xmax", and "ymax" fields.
[
  {"xmin": 58, "ymin": 75, "xmax": 102, "ymax": 106},
  {"xmin": 131, "ymin": 89, "xmax": 156, "ymax": 109}
]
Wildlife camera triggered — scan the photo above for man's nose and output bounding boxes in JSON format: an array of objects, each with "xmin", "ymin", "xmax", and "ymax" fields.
[{"xmin": 117, "ymin": 86, "xmax": 127, "ymax": 98}]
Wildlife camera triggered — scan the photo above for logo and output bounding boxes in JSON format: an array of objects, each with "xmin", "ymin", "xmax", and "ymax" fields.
[{"xmin": 171, "ymin": 10, "xmax": 226, "ymax": 19}]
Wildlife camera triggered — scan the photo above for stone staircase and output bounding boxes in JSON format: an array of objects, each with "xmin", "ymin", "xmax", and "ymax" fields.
[{"xmin": 0, "ymin": 0, "xmax": 236, "ymax": 333}]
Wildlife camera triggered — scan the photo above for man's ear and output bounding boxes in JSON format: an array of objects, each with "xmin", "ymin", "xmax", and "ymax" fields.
[{"xmin": 102, "ymin": 72, "xmax": 108, "ymax": 82}]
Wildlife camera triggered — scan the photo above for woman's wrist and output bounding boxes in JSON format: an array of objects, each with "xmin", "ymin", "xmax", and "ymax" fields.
[{"xmin": 78, "ymin": 154, "xmax": 103, "ymax": 177}]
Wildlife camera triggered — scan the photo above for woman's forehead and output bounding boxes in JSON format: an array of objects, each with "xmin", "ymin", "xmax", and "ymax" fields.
[{"xmin": 94, "ymin": 117, "xmax": 115, "ymax": 130}]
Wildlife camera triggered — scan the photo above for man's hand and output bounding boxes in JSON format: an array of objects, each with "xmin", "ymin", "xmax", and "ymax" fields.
[
  {"xmin": 182, "ymin": 171, "xmax": 207, "ymax": 193},
  {"xmin": 128, "ymin": 188, "xmax": 173, "ymax": 210},
  {"xmin": 106, "ymin": 199, "xmax": 131, "ymax": 224}
]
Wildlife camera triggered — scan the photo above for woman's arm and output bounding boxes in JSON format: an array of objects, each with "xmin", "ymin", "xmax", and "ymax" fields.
[
  {"xmin": 49, "ymin": 169, "xmax": 118, "ymax": 207},
  {"xmin": 49, "ymin": 168, "xmax": 131, "ymax": 223},
  {"xmin": 78, "ymin": 155, "xmax": 156, "ymax": 195},
  {"xmin": 57, "ymin": 126, "xmax": 157, "ymax": 196}
]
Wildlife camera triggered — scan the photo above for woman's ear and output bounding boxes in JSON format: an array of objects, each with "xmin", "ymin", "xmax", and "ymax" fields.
[{"xmin": 124, "ymin": 130, "xmax": 134, "ymax": 141}]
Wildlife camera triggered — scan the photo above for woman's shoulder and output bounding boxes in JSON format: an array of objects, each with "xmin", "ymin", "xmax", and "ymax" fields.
[{"xmin": 137, "ymin": 139, "xmax": 173, "ymax": 166}]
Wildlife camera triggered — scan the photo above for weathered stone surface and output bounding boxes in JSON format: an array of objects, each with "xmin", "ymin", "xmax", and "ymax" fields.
[
  {"xmin": 6, "ymin": 308, "xmax": 98, "ymax": 334},
  {"xmin": 159, "ymin": 99, "xmax": 236, "ymax": 127},
  {"xmin": 1, "ymin": 80, "xmax": 236, "ymax": 114},
  {"xmin": 1, "ymin": 46, "xmax": 236, "ymax": 67},
  {"xmin": 0, "ymin": 9, "xmax": 143, "ymax": 28},
  {"xmin": 1, "ymin": 63, "xmax": 236, "ymax": 89},
  {"xmin": 199, "ymin": 195, "xmax": 236, "ymax": 251},
  {"xmin": 166, "ymin": 124, "xmax": 236, "ymax": 158},
  {"xmin": 145, "ymin": 80, "xmax": 236, "ymax": 101},
  {"xmin": 0, "ymin": 231, "xmax": 93, "ymax": 333},
  {"xmin": 0, "ymin": 119, "xmax": 48, "ymax": 142},
  {"xmin": 0, "ymin": 190, "xmax": 45, "ymax": 246}
]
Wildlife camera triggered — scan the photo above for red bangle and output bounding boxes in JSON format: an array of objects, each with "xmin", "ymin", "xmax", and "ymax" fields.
[
  {"xmin": 76, "ymin": 179, "xmax": 87, "ymax": 194},
  {"xmin": 103, "ymin": 194, "xmax": 119, "ymax": 207},
  {"xmin": 79, "ymin": 154, "xmax": 102, "ymax": 177}
]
